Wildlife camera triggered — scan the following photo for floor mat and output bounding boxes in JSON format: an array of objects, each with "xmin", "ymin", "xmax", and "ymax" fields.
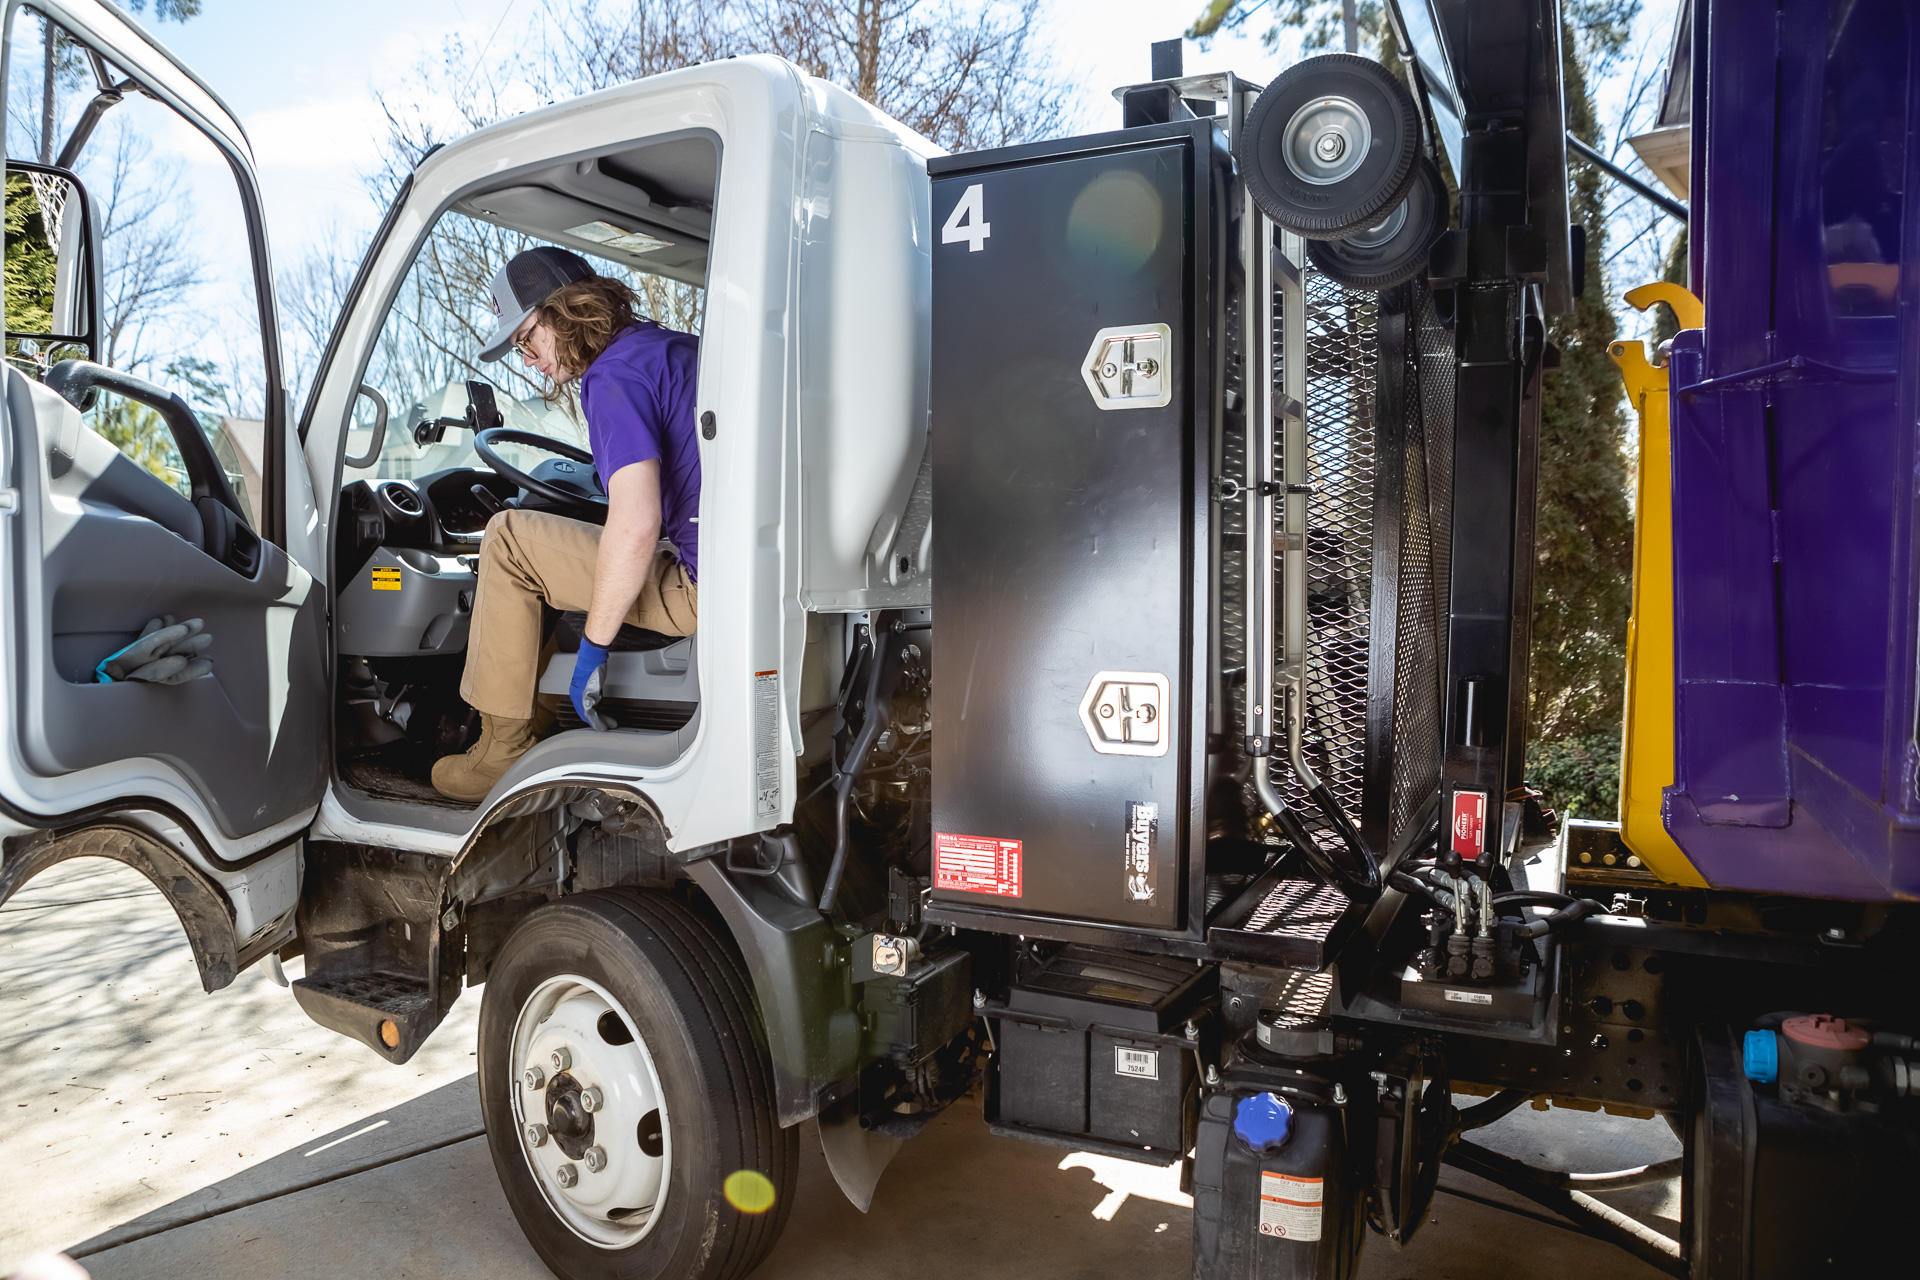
[{"xmin": 338, "ymin": 746, "xmax": 472, "ymax": 809}]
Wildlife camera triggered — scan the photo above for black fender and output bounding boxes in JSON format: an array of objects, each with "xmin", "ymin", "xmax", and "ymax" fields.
[
  {"xmin": 447, "ymin": 780, "xmax": 862, "ymax": 1127},
  {"xmin": 0, "ymin": 821, "xmax": 253, "ymax": 992},
  {"xmin": 685, "ymin": 856, "xmax": 861, "ymax": 1127}
]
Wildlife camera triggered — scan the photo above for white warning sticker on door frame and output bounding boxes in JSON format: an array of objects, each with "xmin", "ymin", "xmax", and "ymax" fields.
[
  {"xmin": 753, "ymin": 671, "xmax": 780, "ymax": 817},
  {"xmin": 1258, "ymin": 1171, "xmax": 1324, "ymax": 1241}
]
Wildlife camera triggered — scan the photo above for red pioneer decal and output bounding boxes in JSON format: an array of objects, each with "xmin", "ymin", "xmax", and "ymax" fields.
[
  {"xmin": 934, "ymin": 832, "xmax": 1023, "ymax": 897},
  {"xmin": 1451, "ymin": 790, "xmax": 1488, "ymax": 857}
]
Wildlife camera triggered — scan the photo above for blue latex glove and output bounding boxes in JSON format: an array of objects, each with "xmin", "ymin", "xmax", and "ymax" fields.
[{"xmin": 569, "ymin": 637, "xmax": 614, "ymax": 731}]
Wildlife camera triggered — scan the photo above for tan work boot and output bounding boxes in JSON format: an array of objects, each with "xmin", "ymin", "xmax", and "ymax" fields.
[{"xmin": 431, "ymin": 715, "xmax": 536, "ymax": 804}]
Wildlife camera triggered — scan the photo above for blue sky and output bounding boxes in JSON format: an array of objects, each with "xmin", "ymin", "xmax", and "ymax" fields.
[
  {"xmin": 17, "ymin": 0, "xmax": 1682, "ymax": 393},
  {"xmin": 145, "ymin": 0, "xmax": 1296, "ymax": 262}
]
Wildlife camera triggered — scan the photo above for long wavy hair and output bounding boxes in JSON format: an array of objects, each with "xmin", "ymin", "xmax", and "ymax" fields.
[{"xmin": 535, "ymin": 275, "xmax": 642, "ymax": 399}]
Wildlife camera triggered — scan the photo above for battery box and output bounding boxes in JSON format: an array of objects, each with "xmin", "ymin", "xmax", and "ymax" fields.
[
  {"xmin": 861, "ymin": 948, "xmax": 973, "ymax": 1065},
  {"xmin": 990, "ymin": 946, "xmax": 1215, "ymax": 1154}
]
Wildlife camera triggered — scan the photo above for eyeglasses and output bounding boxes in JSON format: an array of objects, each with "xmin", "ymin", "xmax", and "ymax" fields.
[{"xmin": 511, "ymin": 321, "xmax": 540, "ymax": 360}]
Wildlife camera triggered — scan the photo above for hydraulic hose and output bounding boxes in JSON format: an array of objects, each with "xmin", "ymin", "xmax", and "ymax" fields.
[
  {"xmin": 818, "ymin": 618, "xmax": 902, "ymax": 916},
  {"xmin": 1454, "ymin": 1088, "xmax": 1531, "ymax": 1131}
]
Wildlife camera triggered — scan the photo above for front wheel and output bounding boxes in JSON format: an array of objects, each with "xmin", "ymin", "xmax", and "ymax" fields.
[{"xmin": 478, "ymin": 890, "xmax": 797, "ymax": 1279}]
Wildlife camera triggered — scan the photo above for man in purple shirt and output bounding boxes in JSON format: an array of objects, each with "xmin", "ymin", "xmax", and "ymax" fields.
[{"xmin": 432, "ymin": 247, "xmax": 702, "ymax": 803}]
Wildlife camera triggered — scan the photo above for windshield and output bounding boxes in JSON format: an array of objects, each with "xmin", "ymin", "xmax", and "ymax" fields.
[
  {"xmin": 344, "ymin": 378, "xmax": 587, "ymax": 482},
  {"xmin": 342, "ymin": 211, "xmax": 702, "ymax": 487}
]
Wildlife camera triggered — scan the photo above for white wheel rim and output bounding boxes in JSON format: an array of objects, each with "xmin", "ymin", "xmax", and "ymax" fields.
[
  {"xmin": 510, "ymin": 973, "xmax": 672, "ymax": 1248},
  {"xmin": 1282, "ymin": 94, "xmax": 1373, "ymax": 187}
]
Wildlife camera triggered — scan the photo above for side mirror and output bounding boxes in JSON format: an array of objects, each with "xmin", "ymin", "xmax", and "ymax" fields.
[{"xmin": 5, "ymin": 162, "xmax": 101, "ymax": 367}]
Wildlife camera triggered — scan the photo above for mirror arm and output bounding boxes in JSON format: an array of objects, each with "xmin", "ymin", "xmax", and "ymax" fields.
[{"xmin": 54, "ymin": 77, "xmax": 136, "ymax": 172}]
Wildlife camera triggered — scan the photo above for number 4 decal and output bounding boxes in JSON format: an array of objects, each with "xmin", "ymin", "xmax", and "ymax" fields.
[{"xmin": 942, "ymin": 183, "xmax": 991, "ymax": 253}]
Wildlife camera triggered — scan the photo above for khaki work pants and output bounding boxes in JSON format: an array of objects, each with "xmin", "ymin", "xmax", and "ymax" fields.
[{"xmin": 461, "ymin": 508, "xmax": 698, "ymax": 721}]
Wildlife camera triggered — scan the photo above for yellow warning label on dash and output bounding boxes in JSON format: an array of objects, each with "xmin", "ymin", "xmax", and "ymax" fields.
[{"xmin": 370, "ymin": 567, "xmax": 403, "ymax": 592}]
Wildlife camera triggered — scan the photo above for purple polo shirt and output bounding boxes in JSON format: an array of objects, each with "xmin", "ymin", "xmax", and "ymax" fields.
[{"xmin": 579, "ymin": 323, "xmax": 702, "ymax": 580}]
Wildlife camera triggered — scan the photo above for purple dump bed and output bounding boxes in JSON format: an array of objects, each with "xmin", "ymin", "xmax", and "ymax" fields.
[{"xmin": 1666, "ymin": 0, "xmax": 1920, "ymax": 899}]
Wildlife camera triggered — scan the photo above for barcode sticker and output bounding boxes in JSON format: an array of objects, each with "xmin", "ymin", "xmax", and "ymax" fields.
[
  {"xmin": 1258, "ymin": 1172, "xmax": 1324, "ymax": 1241},
  {"xmin": 1114, "ymin": 1046, "xmax": 1159, "ymax": 1080}
]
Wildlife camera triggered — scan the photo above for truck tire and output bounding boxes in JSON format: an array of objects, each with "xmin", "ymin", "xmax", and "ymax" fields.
[{"xmin": 478, "ymin": 889, "xmax": 798, "ymax": 1280}]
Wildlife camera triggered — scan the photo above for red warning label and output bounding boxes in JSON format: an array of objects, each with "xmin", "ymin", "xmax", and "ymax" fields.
[
  {"xmin": 1451, "ymin": 790, "xmax": 1488, "ymax": 857},
  {"xmin": 934, "ymin": 832, "xmax": 1023, "ymax": 897}
]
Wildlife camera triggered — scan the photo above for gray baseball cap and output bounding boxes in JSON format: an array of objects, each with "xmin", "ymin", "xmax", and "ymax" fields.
[{"xmin": 478, "ymin": 246, "xmax": 596, "ymax": 361}]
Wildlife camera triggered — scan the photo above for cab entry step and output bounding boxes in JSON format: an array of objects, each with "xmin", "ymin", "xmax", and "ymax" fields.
[{"xmin": 291, "ymin": 970, "xmax": 437, "ymax": 1065}]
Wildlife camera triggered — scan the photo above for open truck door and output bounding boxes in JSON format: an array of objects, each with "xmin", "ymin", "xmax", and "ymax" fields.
[{"xmin": 0, "ymin": 0, "xmax": 328, "ymax": 986}]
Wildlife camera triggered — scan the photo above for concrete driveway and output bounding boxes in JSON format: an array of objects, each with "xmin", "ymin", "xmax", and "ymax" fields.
[{"xmin": 3, "ymin": 859, "xmax": 1680, "ymax": 1278}]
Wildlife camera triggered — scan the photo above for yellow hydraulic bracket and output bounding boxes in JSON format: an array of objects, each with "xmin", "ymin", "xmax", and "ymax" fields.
[{"xmin": 1608, "ymin": 282, "xmax": 1708, "ymax": 888}]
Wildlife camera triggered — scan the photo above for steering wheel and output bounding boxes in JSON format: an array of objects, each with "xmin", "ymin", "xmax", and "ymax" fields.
[{"xmin": 472, "ymin": 427, "xmax": 606, "ymax": 515}]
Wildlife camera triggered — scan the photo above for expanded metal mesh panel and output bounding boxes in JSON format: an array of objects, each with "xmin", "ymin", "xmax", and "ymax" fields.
[
  {"xmin": 1384, "ymin": 284, "xmax": 1454, "ymax": 843},
  {"xmin": 1217, "ymin": 258, "xmax": 1447, "ymax": 858},
  {"xmin": 1274, "ymin": 276, "xmax": 1379, "ymax": 824},
  {"xmin": 1220, "ymin": 282, "xmax": 1249, "ymax": 749}
]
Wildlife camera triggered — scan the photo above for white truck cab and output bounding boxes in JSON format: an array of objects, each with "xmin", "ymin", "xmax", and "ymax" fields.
[
  {"xmin": 3, "ymin": 2, "xmax": 933, "ymax": 925},
  {"xmin": 3, "ymin": 2, "xmax": 935, "ymax": 1271}
]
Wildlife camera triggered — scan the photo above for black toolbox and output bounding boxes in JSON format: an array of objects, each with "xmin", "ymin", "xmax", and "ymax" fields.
[{"xmin": 990, "ymin": 945, "xmax": 1214, "ymax": 1154}]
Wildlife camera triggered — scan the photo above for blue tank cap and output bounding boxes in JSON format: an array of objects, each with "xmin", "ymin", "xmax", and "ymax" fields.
[
  {"xmin": 1233, "ymin": 1092, "xmax": 1294, "ymax": 1154},
  {"xmin": 1743, "ymin": 1030, "xmax": 1778, "ymax": 1084}
]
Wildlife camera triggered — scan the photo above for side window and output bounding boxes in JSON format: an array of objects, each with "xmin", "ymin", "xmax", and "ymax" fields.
[
  {"xmin": 347, "ymin": 212, "xmax": 703, "ymax": 484},
  {"xmin": 4, "ymin": 6, "xmax": 270, "ymax": 526}
]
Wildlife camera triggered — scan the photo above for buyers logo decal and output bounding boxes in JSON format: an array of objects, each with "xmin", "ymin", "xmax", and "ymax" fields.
[{"xmin": 1125, "ymin": 801, "xmax": 1158, "ymax": 902}]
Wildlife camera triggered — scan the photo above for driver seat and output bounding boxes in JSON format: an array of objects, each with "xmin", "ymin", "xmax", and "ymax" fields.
[{"xmin": 536, "ymin": 610, "xmax": 697, "ymax": 732}]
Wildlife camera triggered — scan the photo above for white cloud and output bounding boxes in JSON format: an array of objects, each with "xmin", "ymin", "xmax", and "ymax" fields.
[{"xmin": 245, "ymin": 96, "xmax": 387, "ymax": 174}]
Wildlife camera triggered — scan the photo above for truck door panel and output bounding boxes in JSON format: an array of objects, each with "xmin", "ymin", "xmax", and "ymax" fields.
[
  {"xmin": 3, "ymin": 373, "xmax": 328, "ymax": 840},
  {"xmin": 0, "ymin": 2, "xmax": 327, "ymax": 896}
]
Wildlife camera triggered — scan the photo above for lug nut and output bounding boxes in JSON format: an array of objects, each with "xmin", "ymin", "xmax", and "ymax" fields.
[
  {"xmin": 524, "ymin": 1123, "xmax": 548, "ymax": 1148},
  {"xmin": 550, "ymin": 1046, "xmax": 572, "ymax": 1072},
  {"xmin": 522, "ymin": 1066, "xmax": 546, "ymax": 1091},
  {"xmin": 580, "ymin": 1086, "xmax": 604, "ymax": 1113},
  {"xmin": 555, "ymin": 1162, "xmax": 579, "ymax": 1188},
  {"xmin": 584, "ymin": 1145, "xmax": 608, "ymax": 1173}
]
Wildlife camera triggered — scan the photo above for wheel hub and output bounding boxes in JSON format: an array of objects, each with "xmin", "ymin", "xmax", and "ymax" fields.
[
  {"xmin": 1345, "ymin": 200, "xmax": 1410, "ymax": 250},
  {"xmin": 543, "ymin": 1071, "xmax": 596, "ymax": 1159},
  {"xmin": 1282, "ymin": 94, "xmax": 1372, "ymax": 187},
  {"xmin": 509, "ymin": 975, "xmax": 672, "ymax": 1249}
]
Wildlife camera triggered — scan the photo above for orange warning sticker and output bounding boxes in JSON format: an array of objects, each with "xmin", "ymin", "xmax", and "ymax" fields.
[
  {"xmin": 1257, "ymin": 1171, "xmax": 1324, "ymax": 1241},
  {"xmin": 934, "ymin": 832, "xmax": 1022, "ymax": 897}
]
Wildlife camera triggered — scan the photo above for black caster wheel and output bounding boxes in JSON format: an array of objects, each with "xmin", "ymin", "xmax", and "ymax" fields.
[
  {"xmin": 1305, "ymin": 157, "xmax": 1448, "ymax": 290},
  {"xmin": 1236, "ymin": 53, "xmax": 1422, "ymax": 240}
]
